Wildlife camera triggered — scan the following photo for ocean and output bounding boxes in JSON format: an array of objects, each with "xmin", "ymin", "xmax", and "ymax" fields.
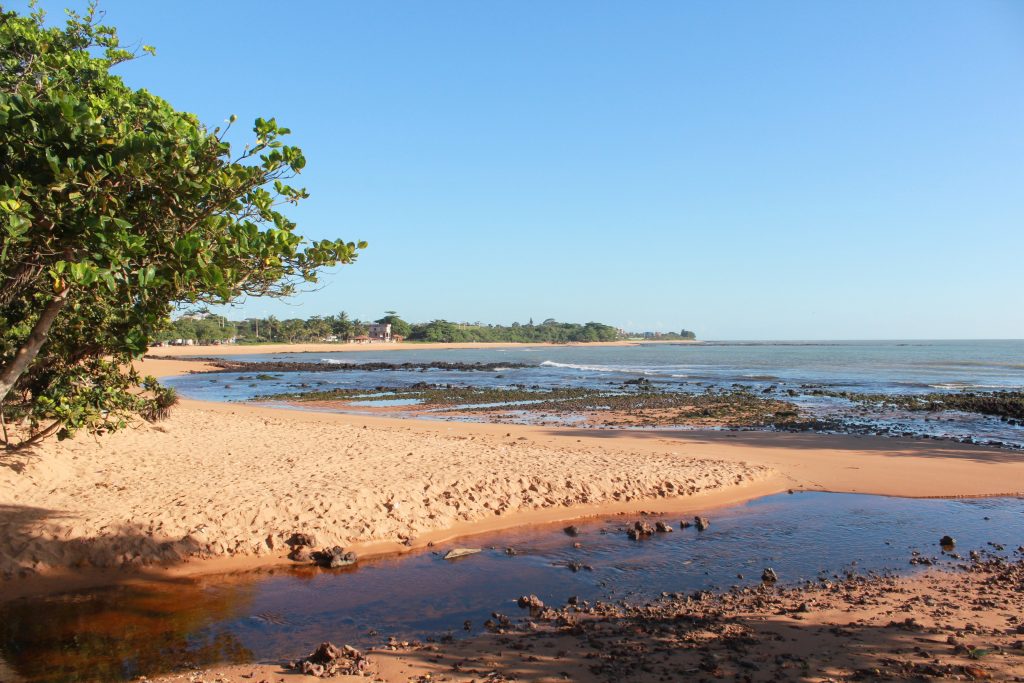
[{"xmin": 165, "ymin": 339, "xmax": 1024, "ymax": 448}]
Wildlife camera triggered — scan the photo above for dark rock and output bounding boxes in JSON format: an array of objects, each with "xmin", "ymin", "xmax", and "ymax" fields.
[
  {"xmin": 694, "ymin": 516, "xmax": 710, "ymax": 531},
  {"xmin": 564, "ymin": 525, "xmax": 580, "ymax": 537},
  {"xmin": 627, "ymin": 521, "xmax": 654, "ymax": 539},
  {"xmin": 655, "ymin": 521, "xmax": 674, "ymax": 533},
  {"xmin": 517, "ymin": 594, "xmax": 545, "ymax": 610},
  {"xmin": 762, "ymin": 567, "xmax": 779, "ymax": 582},
  {"xmin": 288, "ymin": 546, "xmax": 313, "ymax": 563},
  {"xmin": 311, "ymin": 546, "xmax": 357, "ymax": 569},
  {"xmin": 940, "ymin": 535, "xmax": 956, "ymax": 547},
  {"xmin": 286, "ymin": 532, "xmax": 317, "ymax": 548}
]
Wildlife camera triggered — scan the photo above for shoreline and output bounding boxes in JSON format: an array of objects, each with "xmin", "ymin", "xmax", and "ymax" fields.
[
  {"xmin": 144, "ymin": 339, "xmax": 697, "ymax": 358},
  {"xmin": 2, "ymin": 356, "xmax": 1023, "ymax": 602}
]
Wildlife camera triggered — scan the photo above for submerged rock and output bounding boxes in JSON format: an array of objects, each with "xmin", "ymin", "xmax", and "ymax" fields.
[
  {"xmin": 564, "ymin": 525, "xmax": 581, "ymax": 537},
  {"xmin": 443, "ymin": 547, "xmax": 481, "ymax": 560}
]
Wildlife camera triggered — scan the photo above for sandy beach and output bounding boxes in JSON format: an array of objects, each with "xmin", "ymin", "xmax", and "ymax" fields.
[
  {"xmin": 2, "ymin": 356, "xmax": 1023, "ymax": 594},
  {"xmin": 3, "ymin": 354, "xmax": 1024, "ymax": 681}
]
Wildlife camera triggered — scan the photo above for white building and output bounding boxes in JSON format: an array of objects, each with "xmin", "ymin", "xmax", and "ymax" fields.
[{"xmin": 367, "ymin": 322, "xmax": 392, "ymax": 341}]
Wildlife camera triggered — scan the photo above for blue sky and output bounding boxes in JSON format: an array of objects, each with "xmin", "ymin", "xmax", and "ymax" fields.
[{"xmin": 39, "ymin": 1, "xmax": 1024, "ymax": 338}]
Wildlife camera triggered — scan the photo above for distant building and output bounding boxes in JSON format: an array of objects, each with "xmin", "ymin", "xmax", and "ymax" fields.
[{"xmin": 367, "ymin": 322, "xmax": 392, "ymax": 342}]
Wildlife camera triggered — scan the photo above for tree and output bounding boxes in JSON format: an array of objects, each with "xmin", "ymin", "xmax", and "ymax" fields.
[
  {"xmin": 305, "ymin": 315, "xmax": 331, "ymax": 340},
  {"xmin": 331, "ymin": 310, "xmax": 354, "ymax": 340},
  {"xmin": 0, "ymin": 5, "xmax": 365, "ymax": 448}
]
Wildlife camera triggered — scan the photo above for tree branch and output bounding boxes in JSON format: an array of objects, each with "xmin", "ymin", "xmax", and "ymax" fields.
[{"xmin": 0, "ymin": 287, "xmax": 70, "ymax": 403}]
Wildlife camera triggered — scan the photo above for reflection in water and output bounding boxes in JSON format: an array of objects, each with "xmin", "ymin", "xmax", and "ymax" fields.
[
  {"xmin": 0, "ymin": 579, "xmax": 255, "ymax": 682},
  {"xmin": 1, "ymin": 492, "xmax": 1022, "ymax": 682}
]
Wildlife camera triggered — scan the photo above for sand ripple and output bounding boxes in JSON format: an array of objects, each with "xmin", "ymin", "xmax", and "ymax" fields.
[{"xmin": 0, "ymin": 403, "xmax": 770, "ymax": 577}]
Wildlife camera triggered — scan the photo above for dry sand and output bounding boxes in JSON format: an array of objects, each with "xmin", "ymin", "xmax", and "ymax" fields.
[{"xmin": 2, "ymin": 356, "xmax": 1023, "ymax": 592}]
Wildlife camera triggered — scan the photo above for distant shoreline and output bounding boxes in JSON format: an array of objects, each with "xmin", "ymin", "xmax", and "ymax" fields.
[{"xmin": 145, "ymin": 339, "xmax": 700, "ymax": 357}]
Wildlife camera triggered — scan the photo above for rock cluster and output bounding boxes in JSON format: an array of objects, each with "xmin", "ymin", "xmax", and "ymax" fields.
[
  {"xmin": 517, "ymin": 594, "xmax": 545, "ymax": 610},
  {"xmin": 289, "ymin": 641, "xmax": 369, "ymax": 677}
]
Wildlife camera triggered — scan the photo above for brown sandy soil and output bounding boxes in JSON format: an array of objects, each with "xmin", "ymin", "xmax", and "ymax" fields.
[
  {"xmin": 152, "ymin": 555, "xmax": 1024, "ymax": 682},
  {"xmin": 2, "ymin": 357, "xmax": 1023, "ymax": 596}
]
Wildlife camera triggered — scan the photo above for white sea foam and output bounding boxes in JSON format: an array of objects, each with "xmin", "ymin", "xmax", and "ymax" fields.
[
  {"xmin": 540, "ymin": 360, "xmax": 688, "ymax": 377},
  {"xmin": 929, "ymin": 383, "xmax": 1015, "ymax": 390},
  {"xmin": 540, "ymin": 360, "xmax": 625, "ymax": 373}
]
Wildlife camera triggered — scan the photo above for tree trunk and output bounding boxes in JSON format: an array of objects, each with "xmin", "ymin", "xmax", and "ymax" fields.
[{"xmin": 0, "ymin": 287, "xmax": 70, "ymax": 403}]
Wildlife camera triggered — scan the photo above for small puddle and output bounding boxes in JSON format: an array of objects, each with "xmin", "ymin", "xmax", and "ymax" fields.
[
  {"xmin": 345, "ymin": 398, "xmax": 423, "ymax": 407},
  {"xmin": 1, "ymin": 492, "xmax": 1022, "ymax": 682}
]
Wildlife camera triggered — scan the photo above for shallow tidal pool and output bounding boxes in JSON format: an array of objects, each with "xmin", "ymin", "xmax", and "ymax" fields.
[{"xmin": 1, "ymin": 491, "xmax": 1022, "ymax": 682}]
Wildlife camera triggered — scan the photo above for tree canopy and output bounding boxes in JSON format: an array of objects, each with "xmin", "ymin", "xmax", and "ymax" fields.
[{"xmin": 0, "ymin": 4, "xmax": 364, "ymax": 447}]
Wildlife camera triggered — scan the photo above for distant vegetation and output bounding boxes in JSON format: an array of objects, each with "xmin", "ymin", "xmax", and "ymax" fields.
[
  {"xmin": 155, "ymin": 313, "xmax": 639, "ymax": 344},
  {"xmin": 156, "ymin": 311, "xmax": 698, "ymax": 345}
]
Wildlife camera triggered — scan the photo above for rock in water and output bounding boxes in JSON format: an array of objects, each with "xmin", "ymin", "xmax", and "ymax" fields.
[
  {"xmin": 694, "ymin": 516, "xmax": 710, "ymax": 531},
  {"xmin": 940, "ymin": 535, "xmax": 956, "ymax": 547},
  {"xmin": 762, "ymin": 567, "xmax": 779, "ymax": 583},
  {"xmin": 655, "ymin": 521, "xmax": 674, "ymax": 533},
  {"xmin": 627, "ymin": 521, "xmax": 654, "ymax": 540},
  {"xmin": 517, "ymin": 594, "xmax": 545, "ymax": 610},
  {"xmin": 443, "ymin": 547, "xmax": 481, "ymax": 560},
  {"xmin": 564, "ymin": 525, "xmax": 580, "ymax": 537},
  {"xmin": 311, "ymin": 546, "xmax": 357, "ymax": 568}
]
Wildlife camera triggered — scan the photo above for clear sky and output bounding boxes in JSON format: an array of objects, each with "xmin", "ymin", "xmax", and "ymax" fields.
[{"xmin": 36, "ymin": 1, "xmax": 1024, "ymax": 339}]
